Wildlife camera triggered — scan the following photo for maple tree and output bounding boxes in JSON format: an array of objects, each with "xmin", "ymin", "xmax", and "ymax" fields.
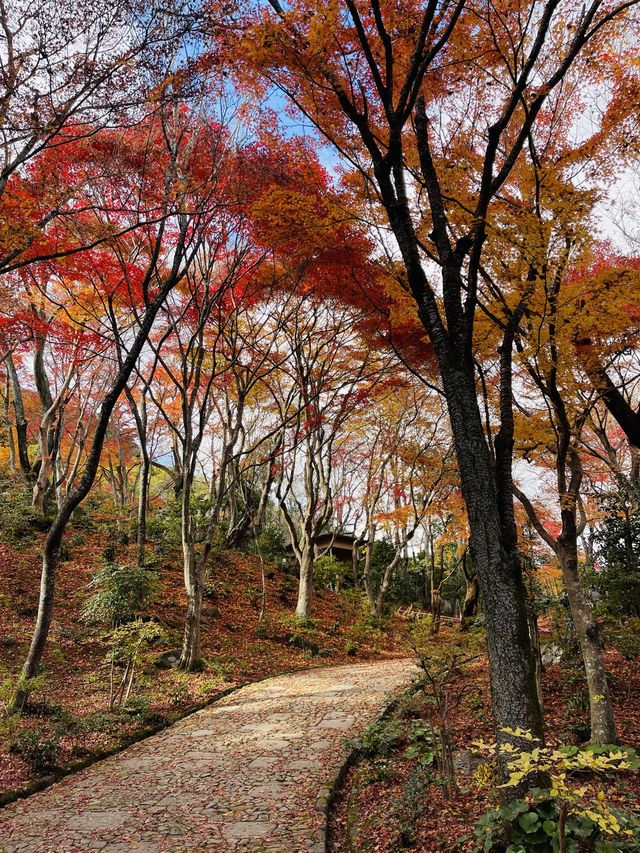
[
  {"xmin": 9, "ymin": 101, "xmax": 236, "ymax": 706},
  {"xmin": 231, "ymin": 0, "xmax": 638, "ymax": 752}
]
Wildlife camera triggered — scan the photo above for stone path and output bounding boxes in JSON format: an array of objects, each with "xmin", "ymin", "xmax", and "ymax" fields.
[{"xmin": 0, "ymin": 658, "xmax": 417, "ymax": 853}]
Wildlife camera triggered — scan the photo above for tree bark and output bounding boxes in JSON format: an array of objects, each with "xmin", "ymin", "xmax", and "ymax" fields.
[
  {"xmin": 295, "ymin": 547, "xmax": 314, "ymax": 620},
  {"xmin": 582, "ymin": 359, "xmax": 640, "ymax": 448},
  {"xmin": 6, "ymin": 353, "xmax": 30, "ymax": 476},
  {"xmin": 441, "ymin": 358, "xmax": 544, "ymax": 742},
  {"xmin": 179, "ymin": 541, "xmax": 203, "ymax": 671},
  {"xmin": 557, "ymin": 519, "xmax": 616, "ymax": 743},
  {"xmin": 461, "ymin": 573, "xmax": 479, "ymax": 627}
]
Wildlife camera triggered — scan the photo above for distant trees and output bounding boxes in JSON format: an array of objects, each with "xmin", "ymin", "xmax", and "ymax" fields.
[{"xmin": 10, "ymin": 101, "xmax": 234, "ymax": 706}]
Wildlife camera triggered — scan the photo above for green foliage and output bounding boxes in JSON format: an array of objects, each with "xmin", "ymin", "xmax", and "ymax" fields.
[
  {"xmin": 473, "ymin": 733, "xmax": 640, "ymax": 852},
  {"xmin": 313, "ymin": 554, "xmax": 344, "ymax": 590},
  {"xmin": 83, "ymin": 562, "xmax": 159, "ymax": 626},
  {"xmin": 148, "ymin": 493, "xmax": 214, "ymax": 553},
  {"xmin": 10, "ymin": 728, "xmax": 60, "ymax": 774},
  {"xmin": 0, "ymin": 481, "xmax": 49, "ymax": 546},
  {"xmin": 348, "ymin": 718, "xmax": 435, "ymax": 761},
  {"xmin": 348, "ymin": 718, "xmax": 405, "ymax": 758},
  {"xmin": 343, "ymin": 639, "xmax": 357, "ymax": 656},
  {"xmin": 277, "ymin": 614, "xmax": 320, "ymax": 653},
  {"xmin": 604, "ymin": 618, "xmax": 640, "ymax": 661},
  {"xmin": 1, "ymin": 672, "xmax": 48, "ymax": 714},
  {"xmin": 590, "ymin": 482, "xmax": 640, "ymax": 619},
  {"xmin": 252, "ymin": 523, "xmax": 288, "ymax": 563},
  {"xmin": 107, "ymin": 620, "xmax": 166, "ymax": 668},
  {"xmin": 0, "ymin": 709, "xmax": 20, "ymax": 750},
  {"xmin": 106, "ymin": 619, "xmax": 167, "ymax": 710},
  {"xmin": 474, "ymin": 793, "xmax": 640, "ymax": 852}
]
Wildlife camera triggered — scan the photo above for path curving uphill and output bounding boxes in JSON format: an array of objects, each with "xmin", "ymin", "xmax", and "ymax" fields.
[{"xmin": 0, "ymin": 658, "xmax": 417, "ymax": 853}]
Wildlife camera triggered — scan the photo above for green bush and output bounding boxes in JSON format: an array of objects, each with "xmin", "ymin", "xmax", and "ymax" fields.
[
  {"xmin": 474, "ymin": 793, "xmax": 640, "ymax": 852},
  {"xmin": 313, "ymin": 554, "xmax": 344, "ymax": 590},
  {"xmin": 605, "ymin": 618, "xmax": 640, "ymax": 660},
  {"xmin": 349, "ymin": 719, "xmax": 405, "ymax": 758},
  {"xmin": 0, "ymin": 481, "xmax": 49, "ymax": 546},
  {"xmin": 473, "ymin": 737, "xmax": 640, "ymax": 852},
  {"xmin": 253, "ymin": 524, "xmax": 288, "ymax": 563},
  {"xmin": 83, "ymin": 562, "xmax": 159, "ymax": 626},
  {"xmin": 148, "ymin": 493, "xmax": 215, "ymax": 553},
  {"xmin": 10, "ymin": 728, "xmax": 60, "ymax": 774},
  {"xmin": 590, "ymin": 481, "xmax": 640, "ymax": 618}
]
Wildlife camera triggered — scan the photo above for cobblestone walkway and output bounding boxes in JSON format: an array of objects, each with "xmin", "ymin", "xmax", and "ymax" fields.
[{"xmin": 0, "ymin": 658, "xmax": 417, "ymax": 853}]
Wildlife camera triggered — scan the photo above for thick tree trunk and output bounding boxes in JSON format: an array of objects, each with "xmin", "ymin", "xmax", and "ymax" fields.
[
  {"xmin": 440, "ymin": 358, "xmax": 545, "ymax": 743},
  {"xmin": 557, "ymin": 525, "xmax": 616, "ymax": 744}
]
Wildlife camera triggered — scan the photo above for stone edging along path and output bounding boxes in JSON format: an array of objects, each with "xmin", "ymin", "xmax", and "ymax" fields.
[{"xmin": 0, "ymin": 658, "xmax": 418, "ymax": 853}]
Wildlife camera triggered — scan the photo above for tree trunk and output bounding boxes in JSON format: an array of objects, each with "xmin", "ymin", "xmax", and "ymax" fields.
[
  {"xmin": 6, "ymin": 354, "xmax": 30, "ymax": 476},
  {"xmin": 441, "ymin": 359, "xmax": 545, "ymax": 744},
  {"xmin": 557, "ymin": 528, "xmax": 616, "ymax": 744},
  {"xmin": 375, "ymin": 550, "xmax": 402, "ymax": 617},
  {"xmin": 1, "ymin": 372, "xmax": 18, "ymax": 475},
  {"xmin": 178, "ymin": 452, "xmax": 204, "ymax": 671},
  {"xmin": 179, "ymin": 545, "xmax": 203, "ymax": 671},
  {"xmin": 362, "ymin": 538, "xmax": 377, "ymax": 615},
  {"xmin": 136, "ymin": 453, "xmax": 150, "ymax": 567},
  {"xmin": 460, "ymin": 573, "xmax": 479, "ymax": 628},
  {"xmin": 295, "ymin": 548, "xmax": 314, "ymax": 620}
]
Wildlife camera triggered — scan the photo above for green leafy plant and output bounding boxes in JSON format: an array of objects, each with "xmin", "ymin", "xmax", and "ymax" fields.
[
  {"xmin": 106, "ymin": 620, "xmax": 166, "ymax": 710},
  {"xmin": 10, "ymin": 728, "xmax": 60, "ymax": 774},
  {"xmin": 252, "ymin": 523, "xmax": 288, "ymax": 563},
  {"xmin": 1, "ymin": 672, "xmax": 49, "ymax": 714},
  {"xmin": 605, "ymin": 618, "xmax": 640, "ymax": 661},
  {"xmin": 313, "ymin": 554, "xmax": 344, "ymax": 590},
  {"xmin": 0, "ymin": 481, "xmax": 49, "ymax": 546},
  {"xmin": 473, "ymin": 731, "xmax": 640, "ymax": 852},
  {"xmin": 83, "ymin": 561, "xmax": 159, "ymax": 627},
  {"xmin": 348, "ymin": 719, "xmax": 405, "ymax": 758}
]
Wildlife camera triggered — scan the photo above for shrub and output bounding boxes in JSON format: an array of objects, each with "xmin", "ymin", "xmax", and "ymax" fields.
[
  {"xmin": 1, "ymin": 672, "xmax": 49, "ymax": 714},
  {"xmin": 106, "ymin": 619, "xmax": 167, "ymax": 710},
  {"xmin": 313, "ymin": 554, "xmax": 344, "ymax": 590},
  {"xmin": 605, "ymin": 618, "xmax": 640, "ymax": 661},
  {"xmin": 0, "ymin": 481, "xmax": 49, "ymax": 546},
  {"xmin": 83, "ymin": 561, "xmax": 159, "ymax": 626},
  {"xmin": 473, "ymin": 732, "xmax": 640, "ymax": 852},
  {"xmin": 10, "ymin": 728, "xmax": 60, "ymax": 774},
  {"xmin": 590, "ymin": 481, "xmax": 640, "ymax": 619},
  {"xmin": 349, "ymin": 719, "xmax": 405, "ymax": 758},
  {"xmin": 253, "ymin": 524, "xmax": 288, "ymax": 563}
]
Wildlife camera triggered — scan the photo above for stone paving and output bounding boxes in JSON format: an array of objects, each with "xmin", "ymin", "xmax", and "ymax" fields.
[{"xmin": 0, "ymin": 658, "xmax": 417, "ymax": 853}]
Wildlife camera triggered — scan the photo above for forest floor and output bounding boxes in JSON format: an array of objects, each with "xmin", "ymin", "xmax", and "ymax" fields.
[
  {"xmin": 328, "ymin": 623, "xmax": 640, "ymax": 852},
  {"xmin": 0, "ymin": 659, "xmax": 418, "ymax": 852},
  {"xmin": 0, "ymin": 529, "xmax": 408, "ymax": 804}
]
